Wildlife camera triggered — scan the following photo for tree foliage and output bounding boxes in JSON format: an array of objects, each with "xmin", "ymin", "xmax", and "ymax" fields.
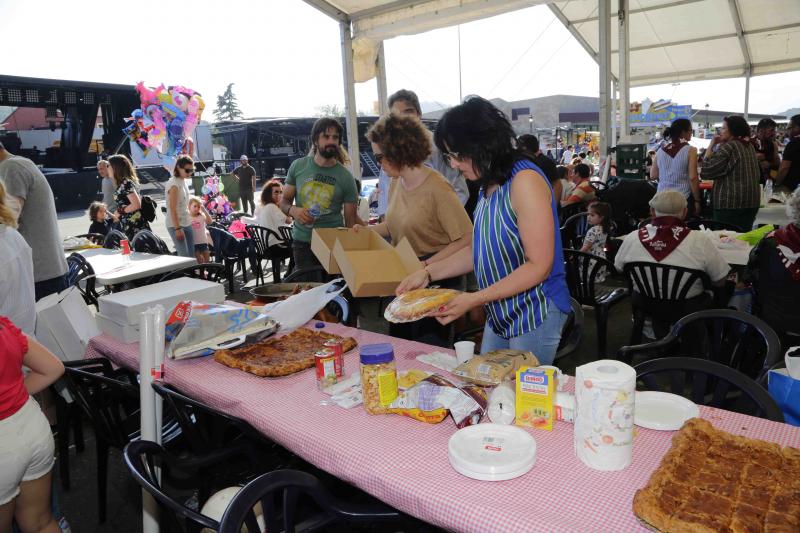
[{"xmin": 214, "ymin": 83, "xmax": 244, "ymax": 121}]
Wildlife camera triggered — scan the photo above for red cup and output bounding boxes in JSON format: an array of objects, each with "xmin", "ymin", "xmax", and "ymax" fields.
[{"xmin": 121, "ymin": 239, "xmax": 131, "ymax": 255}]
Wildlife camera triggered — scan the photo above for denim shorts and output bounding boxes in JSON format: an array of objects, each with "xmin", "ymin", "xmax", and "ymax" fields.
[{"xmin": 480, "ymin": 299, "xmax": 568, "ymax": 366}]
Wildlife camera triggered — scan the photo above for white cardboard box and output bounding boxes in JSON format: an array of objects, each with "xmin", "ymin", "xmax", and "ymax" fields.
[
  {"xmin": 98, "ymin": 277, "xmax": 225, "ymax": 326},
  {"xmin": 96, "ymin": 313, "xmax": 140, "ymax": 344},
  {"xmin": 35, "ymin": 286, "xmax": 101, "ymax": 361}
]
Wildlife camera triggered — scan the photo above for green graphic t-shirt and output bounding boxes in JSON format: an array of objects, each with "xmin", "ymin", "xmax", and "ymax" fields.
[{"xmin": 286, "ymin": 155, "xmax": 358, "ymax": 242}]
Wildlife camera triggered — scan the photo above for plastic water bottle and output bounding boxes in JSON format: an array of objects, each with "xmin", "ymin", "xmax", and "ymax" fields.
[
  {"xmin": 764, "ymin": 178, "xmax": 774, "ymax": 202},
  {"xmin": 309, "ymin": 203, "xmax": 321, "ymax": 220}
]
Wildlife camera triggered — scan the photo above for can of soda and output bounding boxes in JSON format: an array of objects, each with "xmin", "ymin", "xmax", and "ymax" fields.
[
  {"xmin": 121, "ymin": 239, "xmax": 131, "ymax": 255},
  {"xmin": 315, "ymin": 348, "xmax": 343, "ymax": 390},
  {"xmin": 322, "ymin": 338, "xmax": 343, "ymax": 358}
]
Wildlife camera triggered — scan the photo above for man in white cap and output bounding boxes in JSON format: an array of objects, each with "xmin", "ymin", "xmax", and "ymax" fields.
[
  {"xmin": 233, "ymin": 154, "xmax": 257, "ymax": 214},
  {"xmin": 614, "ymin": 189, "xmax": 729, "ymax": 298}
]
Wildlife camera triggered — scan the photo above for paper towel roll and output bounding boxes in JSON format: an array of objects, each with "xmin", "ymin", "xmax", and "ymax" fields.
[
  {"xmin": 573, "ymin": 359, "xmax": 636, "ymax": 471},
  {"xmin": 488, "ymin": 383, "xmax": 516, "ymax": 425}
]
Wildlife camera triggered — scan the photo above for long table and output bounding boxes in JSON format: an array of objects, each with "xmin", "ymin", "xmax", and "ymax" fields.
[
  {"xmin": 68, "ymin": 248, "xmax": 196, "ymax": 285},
  {"xmin": 86, "ymin": 324, "xmax": 800, "ymax": 532}
]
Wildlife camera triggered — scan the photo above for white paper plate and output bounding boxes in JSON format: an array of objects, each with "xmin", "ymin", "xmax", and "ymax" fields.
[
  {"xmin": 635, "ymin": 391, "xmax": 699, "ymax": 431},
  {"xmin": 448, "ymin": 423, "xmax": 536, "ymax": 481}
]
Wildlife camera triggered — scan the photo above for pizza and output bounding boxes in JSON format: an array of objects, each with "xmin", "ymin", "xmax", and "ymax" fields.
[
  {"xmin": 384, "ymin": 288, "xmax": 461, "ymax": 323},
  {"xmin": 214, "ymin": 327, "xmax": 357, "ymax": 377},
  {"xmin": 633, "ymin": 418, "xmax": 800, "ymax": 532}
]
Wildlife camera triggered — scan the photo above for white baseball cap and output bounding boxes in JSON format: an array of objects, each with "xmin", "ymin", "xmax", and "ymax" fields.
[{"xmin": 240, "ymin": 155, "xmax": 248, "ymax": 160}]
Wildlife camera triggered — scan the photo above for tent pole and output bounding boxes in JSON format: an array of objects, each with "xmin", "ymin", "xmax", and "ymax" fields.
[
  {"xmin": 339, "ymin": 19, "xmax": 361, "ymax": 179},
  {"xmin": 611, "ymin": 81, "xmax": 618, "ymax": 147},
  {"xmin": 598, "ymin": 0, "xmax": 612, "ymax": 158},
  {"xmin": 743, "ymin": 69, "xmax": 751, "ymax": 121},
  {"xmin": 376, "ymin": 41, "xmax": 388, "ymax": 114},
  {"xmin": 617, "ymin": 0, "xmax": 630, "ymax": 140}
]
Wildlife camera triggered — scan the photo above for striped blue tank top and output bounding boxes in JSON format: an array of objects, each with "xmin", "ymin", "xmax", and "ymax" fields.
[{"xmin": 473, "ymin": 159, "xmax": 571, "ymax": 339}]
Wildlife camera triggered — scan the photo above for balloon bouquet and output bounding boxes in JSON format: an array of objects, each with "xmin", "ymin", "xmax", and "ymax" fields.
[
  {"xmin": 122, "ymin": 82, "xmax": 205, "ymax": 170},
  {"xmin": 201, "ymin": 169, "xmax": 234, "ymax": 223}
]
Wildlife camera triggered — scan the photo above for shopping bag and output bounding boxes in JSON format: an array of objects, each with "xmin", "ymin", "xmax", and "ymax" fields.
[
  {"xmin": 264, "ymin": 278, "xmax": 347, "ymax": 330},
  {"xmin": 767, "ymin": 347, "xmax": 800, "ymax": 426}
]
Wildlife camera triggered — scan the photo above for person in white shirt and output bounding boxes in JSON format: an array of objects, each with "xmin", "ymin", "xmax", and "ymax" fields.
[
  {"xmin": 165, "ymin": 155, "xmax": 195, "ymax": 257},
  {"xmin": 614, "ymin": 189, "xmax": 729, "ymax": 299},
  {"xmin": 242, "ymin": 180, "xmax": 292, "ymax": 247},
  {"xmin": 560, "ymin": 145, "xmax": 574, "ymax": 165},
  {"xmin": 0, "ymin": 182, "xmax": 35, "ymax": 334}
]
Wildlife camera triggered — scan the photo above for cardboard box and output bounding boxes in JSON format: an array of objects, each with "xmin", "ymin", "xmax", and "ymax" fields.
[
  {"xmin": 334, "ymin": 236, "xmax": 421, "ymax": 298},
  {"xmin": 311, "ymin": 227, "xmax": 349, "ymax": 274},
  {"xmin": 98, "ymin": 277, "xmax": 225, "ymax": 326},
  {"xmin": 96, "ymin": 313, "xmax": 140, "ymax": 344},
  {"xmin": 35, "ymin": 286, "xmax": 101, "ymax": 361}
]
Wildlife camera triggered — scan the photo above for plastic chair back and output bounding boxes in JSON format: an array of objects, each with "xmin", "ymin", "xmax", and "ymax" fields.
[
  {"xmin": 219, "ymin": 469, "xmax": 400, "ymax": 533},
  {"xmin": 159, "ymin": 263, "xmax": 227, "ymax": 284},
  {"xmin": 131, "ymin": 229, "xmax": 171, "ymax": 255},
  {"xmin": 560, "ymin": 212, "xmax": 590, "ymax": 250},
  {"xmin": 66, "ymin": 253, "xmax": 100, "ymax": 306},
  {"xmin": 634, "ymin": 356, "xmax": 784, "ymax": 422},
  {"xmin": 103, "ymin": 229, "xmax": 126, "ymax": 249},
  {"xmin": 686, "ymin": 218, "xmax": 744, "ymax": 232},
  {"xmin": 623, "ymin": 261, "xmax": 711, "ymax": 302},
  {"xmin": 562, "ymin": 249, "xmax": 618, "ymax": 306}
]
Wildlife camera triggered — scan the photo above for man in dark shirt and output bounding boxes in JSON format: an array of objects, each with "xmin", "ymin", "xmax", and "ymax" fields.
[
  {"xmin": 517, "ymin": 134, "xmax": 558, "ymax": 184},
  {"xmin": 778, "ymin": 114, "xmax": 800, "ymax": 192},
  {"xmin": 233, "ymin": 155, "xmax": 257, "ymax": 214}
]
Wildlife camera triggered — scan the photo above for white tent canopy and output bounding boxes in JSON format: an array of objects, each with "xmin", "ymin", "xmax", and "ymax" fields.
[
  {"xmin": 303, "ymin": 0, "xmax": 800, "ymax": 172},
  {"xmin": 550, "ymin": 0, "xmax": 800, "ymax": 87}
]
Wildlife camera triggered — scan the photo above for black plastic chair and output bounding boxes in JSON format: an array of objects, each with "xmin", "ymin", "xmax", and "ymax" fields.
[
  {"xmin": 560, "ymin": 212, "xmax": 591, "ymax": 250},
  {"xmin": 66, "ymin": 252, "xmax": 101, "ymax": 307},
  {"xmin": 219, "ymin": 469, "xmax": 402, "ymax": 533},
  {"xmin": 622, "ymin": 262, "xmax": 715, "ymax": 345},
  {"xmin": 686, "ymin": 218, "xmax": 744, "ymax": 232},
  {"xmin": 74, "ymin": 232, "xmax": 106, "ymax": 245},
  {"xmin": 123, "ymin": 440, "xmax": 222, "ymax": 533},
  {"xmin": 132, "ymin": 229, "xmax": 171, "ymax": 255},
  {"xmin": 64, "ymin": 359, "xmax": 182, "ymax": 523},
  {"xmin": 278, "ymin": 225, "xmax": 293, "ymax": 243},
  {"xmin": 558, "ymin": 201, "xmax": 585, "ymax": 226},
  {"xmin": 209, "ymin": 225, "xmax": 250, "ymax": 293},
  {"xmin": 634, "ymin": 357, "xmax": 784, "ymax": 422},
  {"xmin": 245, "ymin": 224, "xmax": 291, "ymax": 284},
  {"xmin": 748, "ymin": 237, "xmax": 800, "ymax": 350},
  {"xmin": 589, "ymin": 180, "xmax": 608, "ymax": 197},
  {"xmin": 617, "ymin": 309, "xmax": 782, "ymax": 383},
  {"xmin": 103, "ymin": 229, "xmax": 126, "ymax": 249},
  {"xmin": 563, "ymin": 249, "xmax": 628, "ymax": 356},
  {"xmin": 158, "ymin": 262, "xmax": 227, "ymax": 286}
]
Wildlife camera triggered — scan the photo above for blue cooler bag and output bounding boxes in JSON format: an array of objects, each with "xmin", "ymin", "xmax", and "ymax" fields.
[{"xmin": 768, "ymin": 348, "xmax": 800, "ymax": 426}]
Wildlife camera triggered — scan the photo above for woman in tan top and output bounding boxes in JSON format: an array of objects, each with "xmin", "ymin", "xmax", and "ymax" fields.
[{"xmin": 356, "ymin": 113, "xmax": 472, "ymax": 267}]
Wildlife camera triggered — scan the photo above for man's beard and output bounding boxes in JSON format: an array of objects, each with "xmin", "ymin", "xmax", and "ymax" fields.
[{"xmin": 318, "ymin": 144, "xmax": 338, "ymax": 159}]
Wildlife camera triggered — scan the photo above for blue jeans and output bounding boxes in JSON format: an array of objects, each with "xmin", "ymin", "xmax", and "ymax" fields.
[
  {"xmin": 167, "ymin": 225, "xmax": 195, "ymax": 258},
  {"xmin": 480, "ymin": 300, "xmax": 568, "ymax": 366},
  {"xmin": 34, "ymin": 273, "xmax": 69, "ymax": 301}
]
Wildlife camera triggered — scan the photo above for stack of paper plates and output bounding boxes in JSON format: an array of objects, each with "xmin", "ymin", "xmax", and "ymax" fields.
[{"xmin": 448, "ymin": 424, "xmax": 537, "ymax": 481}]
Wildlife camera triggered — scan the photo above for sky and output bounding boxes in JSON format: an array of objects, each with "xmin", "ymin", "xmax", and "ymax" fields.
[{"xmin": 1, "ymin": 0, "xmax": 798, "ymax": 118}]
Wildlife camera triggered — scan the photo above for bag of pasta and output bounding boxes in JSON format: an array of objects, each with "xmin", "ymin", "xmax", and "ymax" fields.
[
  {"xmin": 452, "ymin": 349, "xmax": 540, "ymax": 387},
  {"xmin": 384, "ymin": 288, "xmax": 460, "ymax": 323},
  {"xmin": 388, "ymin": 374, "xmax": 487, "ymax": 428}
]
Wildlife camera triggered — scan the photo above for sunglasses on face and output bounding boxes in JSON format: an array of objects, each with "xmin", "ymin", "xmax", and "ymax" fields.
[{"xmin": 181, "ymin": 167, "xmax": 194, "ymax": 174}]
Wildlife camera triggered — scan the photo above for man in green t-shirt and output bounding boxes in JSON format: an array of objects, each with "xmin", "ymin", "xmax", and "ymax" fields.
[{"xmin": 280, "ymin": 117, "xmax": 359, "ymax": 270}]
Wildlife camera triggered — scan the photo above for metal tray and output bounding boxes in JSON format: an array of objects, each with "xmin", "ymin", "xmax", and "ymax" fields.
[{"xmin": 249, "ymin": 282, "xmax": 324, "ymax": 301}]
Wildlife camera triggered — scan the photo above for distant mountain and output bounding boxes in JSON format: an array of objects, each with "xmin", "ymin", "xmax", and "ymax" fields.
[{"xmin": 777, "ymin": 107, "xmax": 800, "ymax": 118}]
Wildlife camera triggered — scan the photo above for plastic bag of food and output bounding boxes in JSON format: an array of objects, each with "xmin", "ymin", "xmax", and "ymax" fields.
[
  {"xmin": 452, "ymin": 349, "xmax": 540, "ymax": 387},
  {"xmin": 384, "ymin": 288, "xmax": 460, "ymax": 323},
  {"xmin": 388, "ymin": 374, "xmax": 487, "ymax": 428}
]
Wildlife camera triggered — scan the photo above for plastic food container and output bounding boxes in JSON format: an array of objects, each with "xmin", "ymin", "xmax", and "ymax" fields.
[{"xmin": 359, "ymin": 343, "xmax": 398, "ymax": 415}]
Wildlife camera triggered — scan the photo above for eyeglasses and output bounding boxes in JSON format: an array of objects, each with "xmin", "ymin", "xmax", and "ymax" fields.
[
  {"xmin": 272, "ymin": 189, "xmax": 282, "ymax": 194},
  {"xmin": 181, "ymin": 167, "xmax": 194, "ymax": 174},
  {"xmin": 444, "ymin": 151, "xmax": 463, "ymax": 164},
  {"xmin": 374, "ymin": 153, "xmax": 385, "ymax": 163}
]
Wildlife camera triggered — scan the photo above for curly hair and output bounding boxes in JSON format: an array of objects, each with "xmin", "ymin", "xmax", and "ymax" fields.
[
  {"xmin": 366, "ymin": 113, "xmax": 432, "ymax": 169},
  {"xmin": 260, "ymin": 180, "xmax": 283, "ymax": 206},
  {"xmin": 108, "ymin": 154, "xmax": 139, "ymax": 187},
  {"xmin": 88, "ymin": 201, "xmax": 106, "ymax": 221}
]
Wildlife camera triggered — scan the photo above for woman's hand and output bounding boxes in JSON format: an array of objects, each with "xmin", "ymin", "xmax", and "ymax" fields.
[
  {"xmin": 175, "ymin": 227, "xmax": 185, "ymax": 241},
  {"xmin": 351, "ymin": 223, "xmax": 365, "ymax": 233},
  {"xmin": 293, "ymin": 207, "xmax": 314, "ymax": 225},
  {"xmin": 431, "ymin": 292, "xmax": 482, "ymax": 325},
  {"xmin": 396, "ymin": 268, "xmax": 430, "ymax": 295}
]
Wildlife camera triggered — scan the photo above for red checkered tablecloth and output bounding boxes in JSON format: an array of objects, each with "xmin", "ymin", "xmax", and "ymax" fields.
[{"xmin": 86, "ymin": 323, "xmax": 800, "ymax": 532}]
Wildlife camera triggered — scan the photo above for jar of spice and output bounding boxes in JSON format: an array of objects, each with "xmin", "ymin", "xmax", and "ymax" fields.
[{"xmin": 359, "ymin": 343, "xmax": 399, "ymax": 414}]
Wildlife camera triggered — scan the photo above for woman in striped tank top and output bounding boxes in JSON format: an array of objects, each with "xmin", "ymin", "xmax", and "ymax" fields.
[
  {"xmin": 650, "ymin": 118, "xmax": 702, "ymax": 217},
  {"xmin": 397, "ymin": 97, "xmax": 571, "ymax": 364}
]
